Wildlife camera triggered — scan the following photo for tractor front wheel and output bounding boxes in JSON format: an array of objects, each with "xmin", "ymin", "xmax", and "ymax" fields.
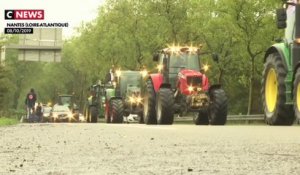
[
  {"xmin": 156, "ymin": 88, "xmax": 174, "ymax": 125},
  {"xmin": 193, "ymin": 110, "xmax": 209, "ymax": 125},
  {"xmin": 209, "ymin": 88, "xmax": 227, "ymax": 125},
  {"xmin": 262, "ymin": 53, "xmax": 294, "ymax": 125},
  {"xmin": 90, "ymin": 106, "xmax": 98, "ymax": 123},
  {"xmin": 143, "ymin": 80, "xmax": 157, "ymax": 124},
  {"xmin": 110, "ymin": 99, "xmax": 124, "ymax": 123}
]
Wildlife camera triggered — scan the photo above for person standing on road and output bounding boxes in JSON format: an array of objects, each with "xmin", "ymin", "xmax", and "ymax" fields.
[{"xmin": 25, "ymin": 88, "xmax": 37, "ymax": 119}]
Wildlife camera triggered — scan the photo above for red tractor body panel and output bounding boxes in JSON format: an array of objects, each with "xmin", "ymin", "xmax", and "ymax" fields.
[
  {"xmin": 150, "ymin": 73, "xmax": 163, "ymax": 92},
  {"xmin": 177, "ymin": 69, "xmax": 209, "ymax": 95}
]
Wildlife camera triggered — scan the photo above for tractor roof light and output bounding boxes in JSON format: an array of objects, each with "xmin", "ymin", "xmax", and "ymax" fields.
[{"xmin": 202, "ymin": 64, "xmax": 210, "ymax": 72}]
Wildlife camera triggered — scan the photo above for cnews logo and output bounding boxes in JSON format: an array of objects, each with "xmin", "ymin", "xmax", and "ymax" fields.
[{"xmin": 5, "ymin": 10, "xmax": 44, "ymax": 20}]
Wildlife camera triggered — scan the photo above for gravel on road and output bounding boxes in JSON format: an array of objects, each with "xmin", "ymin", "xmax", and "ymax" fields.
[{"xmin": 0, "ymin": 123, "xmax": 300, "ymax": 175}]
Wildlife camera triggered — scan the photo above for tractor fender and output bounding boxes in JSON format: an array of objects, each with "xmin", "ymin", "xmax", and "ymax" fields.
[
  {"xmin": 264, "ymin": 45, "xmax": 288, "ymax": 71},
  {"xmin": 109, "ymin": 96, "xmax": 123, "ymax": 102},
  {"xmin": 149, "ymin": 74, "xmax": 163, "ymax": 92},
  {"xmin": 208, "ymin": 84, "xmax": 222, "ymax": 94}
]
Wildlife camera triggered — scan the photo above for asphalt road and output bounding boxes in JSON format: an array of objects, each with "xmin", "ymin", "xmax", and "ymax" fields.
[{"xmin": 0, "ymin": 123, "xmax": 300, "ymax": 175}]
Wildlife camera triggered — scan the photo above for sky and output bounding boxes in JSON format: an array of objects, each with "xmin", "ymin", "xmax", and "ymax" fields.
[{"xmin": 0, "ymin": 0, "xmax": 105, "ymax": 38}]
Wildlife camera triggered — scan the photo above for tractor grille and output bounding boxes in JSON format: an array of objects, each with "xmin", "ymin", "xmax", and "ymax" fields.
[{"xmin": 187, "ymin": 76, "xmax": 202, "ymax": 86}]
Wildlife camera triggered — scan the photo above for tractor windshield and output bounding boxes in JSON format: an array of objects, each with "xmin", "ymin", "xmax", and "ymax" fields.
[
  {"xmin": 169, "ymin": 53, "xmax": 200, "ymax": 73},
  {"xmin": 119, "ymin": 71, "xmax": 142, "ymax": 96}
]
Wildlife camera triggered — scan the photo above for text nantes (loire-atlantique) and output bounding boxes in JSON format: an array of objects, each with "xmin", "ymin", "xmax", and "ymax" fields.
[{"xmin": 6, "ymin": 22, "xmax": 69, "ymax": 28}]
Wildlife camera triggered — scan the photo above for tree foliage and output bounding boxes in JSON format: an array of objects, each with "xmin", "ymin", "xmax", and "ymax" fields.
[{"xmin": 0, "ymin": 0, "xmax": 282, "ymax": 115}]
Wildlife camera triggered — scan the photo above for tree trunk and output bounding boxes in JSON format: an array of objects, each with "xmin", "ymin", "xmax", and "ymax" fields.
[
  {"xmin": 247, "ymin": 58, "xmax": 255, "ymax": 115},
  {"xmin": 218, "ymin": 68, "xmax": 224, "ymax": 84}
]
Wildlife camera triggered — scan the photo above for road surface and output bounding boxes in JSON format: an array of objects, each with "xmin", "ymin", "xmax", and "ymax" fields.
[{"xmin": 0, "ymin": 123, "xmax": 300, "ymax": 174}]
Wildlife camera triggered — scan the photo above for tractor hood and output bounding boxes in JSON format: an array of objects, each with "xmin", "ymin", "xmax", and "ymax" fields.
[
  {"xmin": 127, "ymin": 85, "xmax": 141, "ymax": 96},
  {"xmin": 177, "ymin": 69, "xmax": 209, "ymax": 95},
  {"xmin": 178, "ymin": 69, "xmax": 203, "ymax": 79}
]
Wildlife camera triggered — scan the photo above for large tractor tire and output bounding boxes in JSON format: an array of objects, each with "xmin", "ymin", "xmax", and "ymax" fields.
[
  {"xmin": 105, "ymin": 102, "xmax": 111, "ymax": 123},
  {"xmin": 143, "ymin": 80, "xmax": 157, "ymax": 124},
  {"xmin": 193, "ymin": 110, "xmax": 209, "ymax": 125},
  {"xmin": 156, "ymin": 88, "xmax": 174, "ymax": 125},
  {"xmin": 262, "ymin": 53, "xmax": 294, "ymax": 125},
  {"xmin": 85, "ymin": 106, "xmax": 90, "ymax": 123},
  {"xmin": 90, "ymin": 106, "xmax": 98, "ymax": 123},
  {"xmin": 293, "ymin": 68, "xmax": 300, "ymax": 124},
  {"xmin": 110, "ymin": 99, "xmax": 124, "ymax": 123},
  {"xmin": 138, "ymin": 110, "xmax": 144, "ymax": 124},
  {"xmin": 209, "ymin": 88, "xmax": 227, "ymax": 125}
]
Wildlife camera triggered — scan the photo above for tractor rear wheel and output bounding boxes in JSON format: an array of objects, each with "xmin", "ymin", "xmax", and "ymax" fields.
[
  {"xmin": 262, "ymin": 53, "xmax": 294, "ymax": 125},
  {"xmin": 193, "ymin": 110, "xmax": 209, "ymax": 125},
  {"xmin": 156, "ymin": 88, "xmax": 174, "ymax": 125},
  {"xmin": 110, "ymin": 99, "xmax": 124, "ymax": 123},
  {"xmin": 209, "ymin": 88, "xmax": 227, "ymax": 125},
  {"xmin": 90, "ymin": 106, "xmax": 98, "ymax": 123},
  {"xmin": 293, "ymin": 68, "xmax": 300, "ymax": 124},
  {"xmin": 143, "ymin": 80, "xmax": 157, "ymax": 124}
]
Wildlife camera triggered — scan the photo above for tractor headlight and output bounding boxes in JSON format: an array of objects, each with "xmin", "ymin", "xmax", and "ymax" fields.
[
  {"xmin": 141, "ymin": 69, "xmax": 148, "ymax": 78},
  {"xmin": 68, "ymin": 113, "xmax": 73, "ymax": 118},
  {"xmin": 197, "ymin": 87, "xmax": 202, "ymax": 92},
  {"xmin": 116, "ymin": 69, "xmax": 122, "ymax": 77},
  {"xmin": 136, "ymin": 97, "xmax": 142, "ymax": 103},
  {"xmin": 112, "ymin": 81, "xmax": 117, "ymax": 87},
  {"xmin": 53, "ymin": 114, "xmax": 58, "ymax": 118},
  {"xmin": 129, "ymin": 97, "xmax": 135, "ymax": 103},
  {"xmin": 188, "ymin": 86, "xmax": 194, "ymax": 92}
]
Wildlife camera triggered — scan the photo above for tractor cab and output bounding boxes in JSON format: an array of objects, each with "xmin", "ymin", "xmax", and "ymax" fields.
[
  {"xmin": 155, "ymin": 47, "xmax": 201, "ymax": 89},
  {"xmin": 118, "ymin": 71, "xmax": 142, "ymax": 96}
]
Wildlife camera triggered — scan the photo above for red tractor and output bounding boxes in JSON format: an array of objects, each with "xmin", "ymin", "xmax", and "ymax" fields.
[{"xmin": 143, "ymin": 46, "xmax": 228, "ymax": 125}]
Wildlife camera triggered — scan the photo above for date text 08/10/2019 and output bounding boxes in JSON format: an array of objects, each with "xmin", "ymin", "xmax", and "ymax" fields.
[{"xmin": 4, "ymin": 28, "xmax": 33, "ymax": 34}]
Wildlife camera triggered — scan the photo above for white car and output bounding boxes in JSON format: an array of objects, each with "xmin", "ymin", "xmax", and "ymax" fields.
[
  {"xmin": 50, "ymin": 105, "xmax": 73, "ymax": 122},
  {"xmin": 42, "ymin": 106, "xmax": 52, "ymax": 122}
]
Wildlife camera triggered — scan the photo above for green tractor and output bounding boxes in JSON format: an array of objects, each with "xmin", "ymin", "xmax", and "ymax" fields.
[
  {"xmin": 114, "ymin": 70, "xmax": 145, "ymax": 123},
  {"xmin": 85, "ymin": 70, "xmax": 145, "ymax": 123},
  {"xmin": 84, "ymin": 80, "xmax": 124, "ymax": 123},
  {"xmin": 262, "ymin": 0, "xmax": 300, "ymax": 125}
]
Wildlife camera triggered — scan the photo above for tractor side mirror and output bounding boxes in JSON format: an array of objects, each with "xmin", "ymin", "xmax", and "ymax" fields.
[
  {"xmin": 212, "ymin": 53, "xmax": 219, "ymax": 63},
  {"xmin": 276, "ymin": 8, "xmax": 287, "ymax": 29},
  {"xmin": 153, "ymin": 53, "xmax": 159, "ymax": 62}
]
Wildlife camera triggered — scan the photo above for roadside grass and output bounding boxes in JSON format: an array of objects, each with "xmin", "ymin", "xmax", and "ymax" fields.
[{"xmin": 0, "ymin": 117, "xmax": 19, "ymax": 127}]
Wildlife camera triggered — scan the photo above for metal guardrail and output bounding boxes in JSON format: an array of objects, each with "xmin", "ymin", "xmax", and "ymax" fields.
[
  {"xmin": 174, "ymin": 114, "xmax": 265, "ymax": 123},
  {"xmin": 227, "ymin": 114, "xmax": 264, "ymax": 121}
]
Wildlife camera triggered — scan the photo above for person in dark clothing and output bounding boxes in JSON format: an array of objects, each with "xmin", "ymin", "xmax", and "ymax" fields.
[
  {"xmin": 105, "ymin": 65, "xmax": 116, "ymax": 84},
  {"xmin": 25, "ymin": 88, "xmax": 37, "ymax": 118}
]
